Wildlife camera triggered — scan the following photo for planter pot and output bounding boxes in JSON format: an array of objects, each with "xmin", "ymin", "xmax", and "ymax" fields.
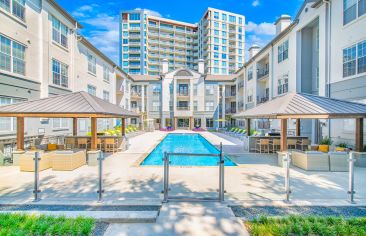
[
  {"xmin": 353, "ymin": 152, "xmax": 366, "ymax": 168},
  {"xmin": 318, "ymin": 145, "xmax": 329, "ymax": 152},
  {"xmin": 335, "ymin": 147, "xmax": 347, "ymax": 152}
]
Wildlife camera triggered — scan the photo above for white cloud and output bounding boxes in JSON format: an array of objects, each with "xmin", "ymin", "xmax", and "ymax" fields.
[
  {"xmin": 246, "ymin": 21, "xmax": 276, "ymax": 35},
  {"xmin": 134, "ymin": 8, "xmax": 162, "ymax": 17},
  {"xmin": 72, "ymin": 4, "xmax": 99, "ymax": 18},
  {"xmin": 252, "ymin": 0, "xmax": 260, "ymax": 7}
]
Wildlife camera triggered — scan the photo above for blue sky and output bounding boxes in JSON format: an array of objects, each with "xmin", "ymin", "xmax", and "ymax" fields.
[{"xmin": 58, "ymin": 0, "xmax": 304, "ymax": 64}]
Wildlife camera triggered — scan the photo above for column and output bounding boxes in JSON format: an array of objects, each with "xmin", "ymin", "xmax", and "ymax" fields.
[
  {"xmin": 90, "ymin": 117, "xmax": 97, "ymax": 151},
  {"xmin": 73, "ymin": 118, "xmax": 78, "ymax": 136},
  {"xmin": 246, "ymin": 118, "xmax": 251, "ymax": 137},
  {"xmin": 221, "ymin": 85, "xmax": 226, "ymax": 128},
  {"xmin": 296, "ymin": 118, "xmax": 301, "ymax": 136},
  {"xmin": 16, "ymin": 117, "xmax": 24, "ymax": 151},
  {"xmin": 355, "ymin": 118, "xmax": 364, "ymax": 152},
  {"xmin": 141, "ymin": 85, "xmax": 145, "ymax": 113},
  {"xmin": 121, "ymin": 118, "xmax": 126, "ymax": 136},
  {"xmin": 280, "ymin": 118, "xmax": 288, "ymax": 151}
]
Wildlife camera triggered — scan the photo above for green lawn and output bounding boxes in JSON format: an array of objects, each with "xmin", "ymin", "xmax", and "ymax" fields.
[
  {"xmin": 245, "ymin": 215, "xmax": 366, "ymax": 236},
  {"xmin": 0, "ymin": 213, "xmax": 95, "ymax": 236}
]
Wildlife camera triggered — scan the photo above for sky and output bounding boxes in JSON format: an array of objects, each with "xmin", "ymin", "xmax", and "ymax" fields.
[{"xmin": 58, "ymin": 0, "xmax": 304, "ymax": 64}]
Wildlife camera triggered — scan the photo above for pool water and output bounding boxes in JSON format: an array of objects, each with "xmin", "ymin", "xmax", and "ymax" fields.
[{"xmin": 141, "ymin": 133, "xmax": 236, "ymax": 166}]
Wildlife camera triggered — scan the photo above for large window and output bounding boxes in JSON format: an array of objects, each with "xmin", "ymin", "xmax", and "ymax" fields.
[
  {"xmin": 129, "ymin": 13, "xmax": 140, "ymax": 21},
  {"xmin": 0, "ymin": 0, "xmax": 25, "ymax": 21},
  {"xmin": 103, "ymin": 64, "xmax": 110, "ymax": 82},
  {"xmin": 343, "ymin": 0, "xmax": 365, "ymax": 25},
  {"xmin": 87, "ymin": 84, "xmax": 96, "ymax": 96},
  {"xmin": 52, "ymin": 59, "xmax": 68, "ymax": 88},
  {"xmin": 88, "ymin": 53, "xmax": 96, "ymax": 74},
  {"xmin": 277, "ymin": 74, "xmax": 289, "ymax": 95},
  {"xmin": 343, "ymin": 40, "xmax": 366, "ymax": 77},
  {"xmin": 103, "ymin": 90, "xmax": 110, "ymax": 102},
  {"xmin": 278, "ymin": 40, "xmax": 289, "ymax": 63},
  {"xmin": 52, "ymin": 118, "xmax": 68, "ymax": 129},
  {"xmin": 52, "ymin": 16, "xmax": 68, "ymax": 48},
  {"xmin": 247, "ymin": 67, "xmax": 253, "ymax": 80},
  {"xmin": 343, "ymin": 45, "xmax": 357, "ymax": 77},
  {"xmin": 205, "ymin": 101, "xmax": 214, "ymax": 111},
  {"xmin": 206, "ymin": 118, "xmax": 213, "ymax": 128},
  {"xmin": 0, "ymin": 35, "xmax": 25, "ymax": 75},
  {"xmin": 152, "ymin": 101, "xmax": 160, "ymax": 111},
  {"xmin": 0, "ymin": 96, "xmax": 24, "ymax": 132}
]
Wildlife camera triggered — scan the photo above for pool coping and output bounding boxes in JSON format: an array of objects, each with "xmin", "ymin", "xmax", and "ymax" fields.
[{"xmin": 135, "ymin": 132, "xmax": 238, "ymax": 168}]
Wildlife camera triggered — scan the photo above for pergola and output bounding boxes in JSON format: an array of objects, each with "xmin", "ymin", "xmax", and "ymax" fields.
[
  {"xmin": 0, "ymin": 92, "xmax": 139, "ymax": 151},
  {"xmin": 233, "ymin": 93, "xmax": 366, "ymax": 152}
]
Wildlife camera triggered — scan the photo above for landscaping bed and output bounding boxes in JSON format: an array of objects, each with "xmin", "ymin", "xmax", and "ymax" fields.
[
  {"xmin": 0, "ymin": 213, "xmax": 96, "ymax": 235},
  {"xmin": 245, "ymin": 215, "xmax": 366, "ymax": 236}
]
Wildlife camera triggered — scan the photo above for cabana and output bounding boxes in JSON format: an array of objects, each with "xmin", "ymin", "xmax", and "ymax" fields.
[
  {"xmin": 233, "ymin": 92, "xmax": 366, "ymax": 152},
  {"xmin": 0, "ymin": 92, "xmax": 139, "ymax": 155}
]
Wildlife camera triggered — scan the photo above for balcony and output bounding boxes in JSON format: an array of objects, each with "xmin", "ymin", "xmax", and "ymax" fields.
[
  {"xmin": 176, "ymin": 105, "xmax": 190, "ymax": 111},
  {"xmin": 257, "ymin": 69, "xmax": 269, "ymax": 80},
  {"xmin": 225, "ymin": 108, "xmax": 237, "ymax": 114},
  {"xmin": 257, "ymin": 96, "xmax": 269, "ymax": 104}
]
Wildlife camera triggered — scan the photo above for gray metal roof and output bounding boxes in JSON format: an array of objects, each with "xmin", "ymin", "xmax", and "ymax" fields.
[
  {"xmin": 233, "ymin": 93, "xmax": 366, "ymax": 119},
  {"xmin": 0, "ymin": 91, "xmax": 139, "ymax": 118}
]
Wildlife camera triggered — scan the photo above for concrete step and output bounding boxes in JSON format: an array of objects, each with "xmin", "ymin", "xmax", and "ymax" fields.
[{"xmin": 0, "ymin": 210, "xmax": 159, "ymax": 223}]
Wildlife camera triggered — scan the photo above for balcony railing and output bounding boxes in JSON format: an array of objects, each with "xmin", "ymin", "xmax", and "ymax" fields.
[
  {"xmin": 257, "ymin": 69, "xmax": 269, "ymax": 80},
  {"xmin": 257, "ymin": 96, "xmax": 269, "ymax": 104},
  {"xmin": 176, "ymin": 105, "xmax": 190, "ymax": 110},
  {"xmin": 225, "ymin": 108, "xmax": 237, "ymax": 114}
]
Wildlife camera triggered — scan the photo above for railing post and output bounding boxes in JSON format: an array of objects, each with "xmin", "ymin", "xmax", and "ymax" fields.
[
  {"xmin": 284, "ymin": 152, "xmax": 291, "ymax": 202},
  {"xmin": 219, "ymin": 142, "xmax": 225, "ymax": 202},
  {"xmin": 97, "ymin": 151, "xmax": 104, "ymax": 202},
  {"xmin": 163, "ymin": 152, "xmax": 169, "ymax": 203},
  {"xmin": 33, "ymin": 152, "xmax": 41, "ymax": 202},
  {"xmin": 348, "ymin": 152, "xmax": 356, "ymax": 204}
]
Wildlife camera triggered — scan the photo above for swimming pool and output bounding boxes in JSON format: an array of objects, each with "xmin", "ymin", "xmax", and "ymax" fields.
[{"xmin": 140, "ymin": 133, "xmax": 236, "ymax": 166}]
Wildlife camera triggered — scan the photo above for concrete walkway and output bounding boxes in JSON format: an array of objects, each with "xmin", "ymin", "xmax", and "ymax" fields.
[{"xmin": 104, "ymin": 202, "xmax": 249, "ymax": 236}]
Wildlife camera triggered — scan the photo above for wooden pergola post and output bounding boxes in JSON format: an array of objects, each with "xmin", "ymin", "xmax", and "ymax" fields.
[
  {"xmin": 280, "ymin": 118, "xmax": 288, "ymax": 151},
  {"xmin": 246, "ymin": 118, "xmax": 251, "ymax": 137},
  {"xmin": 121, "ymin": 118, "xmax": 126, "ymax": 136},
  {"xmin": 73, "ymin": 118, "xmax": 78, "ymax": 136},
  {"xmin": 355, "ymin": 118, "xmax": 364, "ymax": 152},
  {"xmin": 90, "ymin": 117, "xmax": 97, "ymax": 151},
  {"xmin": 16, "ymin": 117, "xmax": 24, "ymax": 151},
  {"xmin": 296, "ymin": 118, "xmax": 301, "ymax": 136}
]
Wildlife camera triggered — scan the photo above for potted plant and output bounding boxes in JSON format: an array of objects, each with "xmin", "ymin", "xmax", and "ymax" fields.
[
  {"xmin": 335, "ymin": 142, "xmax": 348, "ymax": 152},
  {"xmin": 318, "ymin": 137, "xmax": 333, "ymax": 152}
]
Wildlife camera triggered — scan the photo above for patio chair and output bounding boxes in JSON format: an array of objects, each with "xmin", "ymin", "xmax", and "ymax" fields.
[
  {"xmin": 65, "ymin": 137, "xmax": 75, "ymax": 150},
  {"xmin": 256, "ymin": 139, "xmax": 269, "ymax": 153},
  {"xmin": 105, "ymin": 138, "xmax": 117, "ymax": 153},
  {"xmin": 77, "ymin": 138, "xmax": 89, "ymax": 150},
  {"xmin": 287, "ymin": 139, "xmax": 297, "ymax": 150}
]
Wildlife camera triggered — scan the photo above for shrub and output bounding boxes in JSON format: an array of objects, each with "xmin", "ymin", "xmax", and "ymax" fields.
[{"xmin": 320, "ymin": 136, "xmax": 333, "ymax": 145}]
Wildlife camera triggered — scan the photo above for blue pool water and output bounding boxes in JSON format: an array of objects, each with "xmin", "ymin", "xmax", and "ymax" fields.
[{"xmin": 141, "ymin": 133, "xmax": 237, "ymax": 166}]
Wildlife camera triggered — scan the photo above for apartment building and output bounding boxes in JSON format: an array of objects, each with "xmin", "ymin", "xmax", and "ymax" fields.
[
  {"xmin": 120, "ymin": 8, "xmax": 245, "ymax": 75},
  {"xmin": 128, "ymin": 59, "xmax": 237, "ymax": 130},
  {"xmin": 234, "ymin": 0, "xmax": 366, "ymax": 146},
  {"xmin": 0, "ymin": 0, "xmax": 131, "ymax": 139}
]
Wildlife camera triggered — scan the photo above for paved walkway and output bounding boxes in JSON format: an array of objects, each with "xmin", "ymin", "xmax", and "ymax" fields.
[{"xmin": 104, "ymin": 202, "xmax": 249, "ymax": 236}]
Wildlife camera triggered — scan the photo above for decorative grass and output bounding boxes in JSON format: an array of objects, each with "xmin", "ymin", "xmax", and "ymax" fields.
[
  {"xmin": 0, "ymin": 213, "xmax": 95, "ymax": 236},
  {"xmin": 245, "ymin": 215, "xmax": 366, "ymax": 236}
]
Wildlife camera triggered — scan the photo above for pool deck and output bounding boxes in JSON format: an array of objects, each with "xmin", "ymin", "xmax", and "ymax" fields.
[{"xmin": 0, "ymin": 130, "xmax": 365, "ymax": 206}]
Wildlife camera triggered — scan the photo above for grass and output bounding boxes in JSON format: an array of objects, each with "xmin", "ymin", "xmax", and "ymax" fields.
[
  {"xmin": 245, "ymin": 215, "xmax": 366, "ymax": 236},
  {"xmin": 0, "ymin": 213, "xmax": 95, "ymax": 236}
]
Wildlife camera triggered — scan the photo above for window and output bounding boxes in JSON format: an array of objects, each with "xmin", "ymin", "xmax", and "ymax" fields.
[
  {"xmin": 214, "ymin": 21, "xmax": 219, "ymax": 28},
  {"xmin": 213, "ymin": 45, "xmax": 219, "ymax": 51},
  {"xmin": 193, "ymin": 84, "xmax": 197, "ymax": 96},
  {"xmin": 222, "ymin": 38, "xmax": 227, "ymax": 44},
  {"xmin": 193, "ymin": 100, "xmax": 198, "ymax": 111},
  {"xmin": 214, "ymin": 30, "xmax": 219, "ymax": 36},
  {"xmin": 222, "ymin": 53, "xmax": 227, "ymax": 59},
  {"xmin": 0, "ymin": 35, "xmax": 25, "ymax": 75},
  {"xmin": 358, "ymin": 40, "xmax": 366, "ymax": 74},
  {"xmin": 239, "ymin": 17, "xmax": 243, "ymax": 24},
  {"xmin": 214, "ymin": 60, "xmax": 219, "ymax": 66},
  {"xmin": 247, "ymin": 89, "xmax": 253, "ymax": 103},
  {"xmin": 0, "ymin": 0, "xmax": 25, "ymax": 21},
  {"xmin": 103, "ymin": 65, "xmax": 110, "ymax": 82},
  {"xmin": 103, "ymin": 90, "xmax": 110, "ymax": 102},
  {"xmin": 222, "ymin": 31, "xmax": 227, "ymax": 37},
  {"xmin": 152, "ymin": 84, "xmax": 161, "ymax": 95},
  {"xmin": 214, "ymin": 67, "xmax": 219, "ymax": 74},
  {"xmin": 0, "ymin": 96, "xmax": 24, "ymax": 132},
  {"xmin": 205, "ymin": 101, "xmax": 214, "ymax": 111},
  {"xmin": 52, "ymin": 16, "xmax": 68, "ymax": 48},
  {"xmin": 205, "ymin": 84, "xmax": 214, "ymax": 95},
  {"xmin": 222, "ymin": 13, "xmax": 227, "ymax": 21},
  {"xmin": 229, "ymin": 15, "xmax": 236, "ymax": 23},
  {"xmin": 152, "ymin": 101, "xmax": 160, "ymax": 111},
  {"xmin": 214, "ymin": 52, "xmax": 219, "ymax": 58},
  {"xmin": 214, "ymin": 37, "xmax": 219, "ymax": 44},
  {"xmin": 87, "ymin": 84, "xmax": 96, "ymax": 96},
  {"xmin": 129, "ymin": 13, "xmax": 140, "ymax": 21},
  {"xmin": 214, "ymin": 11, "xmax": 219, "ymax": 19},
  {"xmin": 343, "ymin": 45, "xmax": 357, "ymax": 77},
  {"xmin": 344, "ymin": 0, "xmax": 357, "ymax": 24},
  {"xmin": 52, "ymin": 118, "xmax": 68, "ymax": 129},
  {"xmin": 278, "ymin": 40, "xmax": 289, "ymax": 63},
  {"xmin": 222, "ymin": 23, "xmax": 227, "ymax": 30},
  {"xmin": 248, "ymin": 67, "xmax": 253, "ymax": 80},
  {"xmin": 277, "ymin": 74, "xmax": 289, "ymax": 95},
  {"xmin": 52, "ymin": 59, "xmax": 68, "ymax": 88},
  {"xmin": 88, "ymin": 53, "xmax": 96, "ymax": 74},
  {"xmin": 206, "ymin": 118, "xmax": 213, "ymax": 128}
]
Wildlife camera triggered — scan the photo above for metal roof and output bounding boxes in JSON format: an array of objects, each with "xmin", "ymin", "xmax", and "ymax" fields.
[
  {"xmin": 0, "ymin": 91, "xmax": 139, "ymax": 118},
  {"xmin": 233, "ymin": 93, "xmax": 366, "ymax": 119}
]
